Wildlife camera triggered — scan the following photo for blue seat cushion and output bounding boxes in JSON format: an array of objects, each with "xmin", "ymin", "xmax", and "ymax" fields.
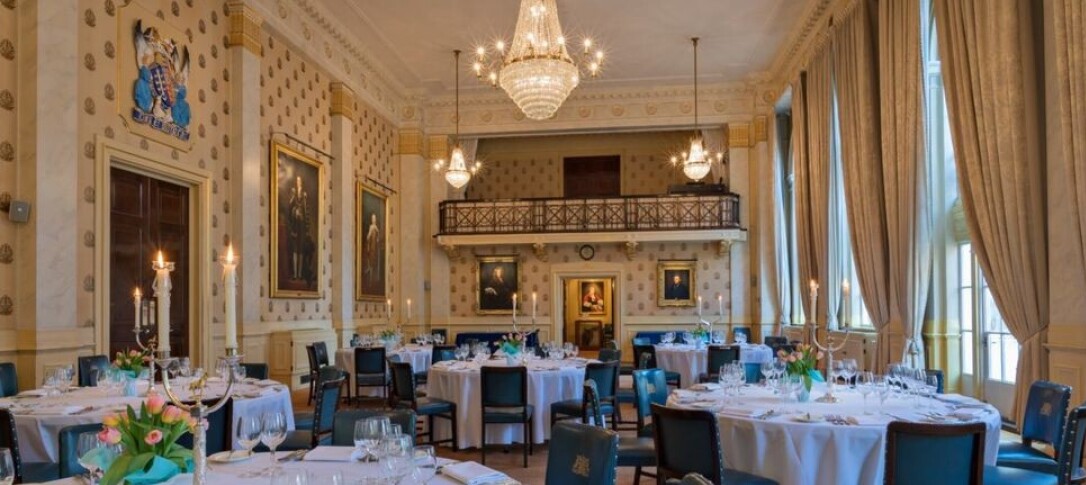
[
  {"xmin": 983, "ymin": 465, "xmax": 1057, "ymax": 485},
  {"xmin": 23, "ymin": 462, "xmax": 59, "ymax": 483},
  {"xmin": 483, "ymin": 405, "xmax": 534, "ymax": 423},
  {"xmin": 550, "ymin": 399, "xmax": 615, "ymax": 417},
  {"xmin": 293, "ymin": 411, "xmax": 314, "ymax": 431},
  {"xmin": 617, "ymin": 388, "xmax": 635, "ymax": 403},
  {"xmin": 722, "ymin": 468, "xmax": 779, "ymax": 485},
  {"xmin": 355, "ymin": 373, "xmax": 386, "ymax": 386},
  {"xmin": 414, "ymin": 397, "xmax": 455, "ymax": 415},
  {"xmin": 996, "ymin": 442, "xmax": 1058, "ymax": 474},
  {"xmin": 665, "ymin": 371, "xmax": 681, "ymax": 382},
  {"xmin": 616, "ymin": 437, "xmax": 656, "ymax": 467}
]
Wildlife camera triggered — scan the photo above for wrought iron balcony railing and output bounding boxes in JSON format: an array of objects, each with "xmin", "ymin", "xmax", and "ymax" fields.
[{"xmin": 437, "ymin": 194, "xmax": 740, "ymax": 235}]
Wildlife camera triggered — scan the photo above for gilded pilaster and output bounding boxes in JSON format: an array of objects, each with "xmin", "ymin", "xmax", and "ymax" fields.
[
  {"xmin": 728, "ymin": 122, "xmax": 753, "ymax": 148},
  {"xmin": 399, "ymin": 128, "xmax": 424, "ymax": 157},
  {"xmin": 329, "ymin": 82, "xmax": 356, "ymax": 119},
  {"xmin": 753, "ymin": 116, "xmax": 768, "ymax": 144},
  {"xmin": 427, "ymin": 134, "xmax": 450, "ymax": 162},
  {"xmin": 225, "ymin": 1, "xmax": 264, "ymax": 57}
]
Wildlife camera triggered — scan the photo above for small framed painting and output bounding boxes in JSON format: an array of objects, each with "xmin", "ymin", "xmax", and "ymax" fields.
[
  {"xmin": 575, "ymin": 320, "xmax": 603, "ymax": 350},
  {"xmin": 579, "ymin": 280, "xmax": 607, "ymax": 315},
  {"xmin": 270, "ymin": 142, "xmax": 323, "ymax": 298},
  {"xmin": 477, "ymin": 256, "xmax": 519, "ymax": 314},
  {"xmin": 657, "ymin": 260, "xmax": 697, "ymax": 307},
  {"xmin": 356, "ymin": 183, "xmax": 388, "ymax": 301}
]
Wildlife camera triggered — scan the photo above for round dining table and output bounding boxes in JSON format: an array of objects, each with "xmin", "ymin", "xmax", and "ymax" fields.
[
  {"xmin": 335, "ymin": 344, "xmax": 433, "ymax": 396},
  {"xmin": 0, "ymin": 378, "xmax": 295, "ymax": 464},
  {"xmin": 655, "ymin": 343, "xmax": 775, "ymax": 387},
  {"xmin": 666, "ymin": 383, "xmax": 1002, "ymax": 485},
  {"xmin": 426, "ymin": 358, "xmax": 591, "ymax": 450}
]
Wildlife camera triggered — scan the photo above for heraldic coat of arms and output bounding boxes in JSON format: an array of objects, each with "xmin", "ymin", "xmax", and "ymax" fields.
[{"xmin": 131, "ymin": 19, "xmax": 191, "ymax": 141}]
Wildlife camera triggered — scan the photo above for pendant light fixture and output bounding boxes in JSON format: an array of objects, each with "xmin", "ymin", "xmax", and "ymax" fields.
[
  {"xmin": 671, "ymin": 37, "xmax": 724, "ymax": 182},
  {"xmin": 434, "ymin": 50, "xmax": 481, "ymax": 189}
]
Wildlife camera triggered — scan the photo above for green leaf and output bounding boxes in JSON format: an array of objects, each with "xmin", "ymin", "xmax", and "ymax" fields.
[
  {"xmin": 129, "ymin": 452, "xmax": 154, "ymax": 474},
  {"xmin": 101, "ymin": 454, "xmax": 132, "ymax": 485}
]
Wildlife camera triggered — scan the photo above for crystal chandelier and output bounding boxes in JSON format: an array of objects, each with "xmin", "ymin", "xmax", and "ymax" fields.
[
  {"xmin": 473, "ymin": 0, "xmax": 605, "ymax": 120},
  {"xmin": 434, "ymin": 50, "xmax": 481, "ymax": 189},
  {"xmin": 670, "ymin": 37, "xmax": 724, "ymax": 182}
]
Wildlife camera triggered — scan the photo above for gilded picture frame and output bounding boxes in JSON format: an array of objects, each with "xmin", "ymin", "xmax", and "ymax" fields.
[
  {"xmin": 356, "ymin": 182, "xmax": 388, "ymax": 301},
  {"xmin": 578, "ymin": 279, "xmax": 607, "ymax": 315},
  {"xmin": 657, "ymin": 260, "xmax": 697, "ymax": 307},
  {"xmin": 270, "ymin": 141, "xmax": 323, "ymax": 298},
  {"xmin": 477, "ymin": 255, "xmax": 519, "ymax": 315}
]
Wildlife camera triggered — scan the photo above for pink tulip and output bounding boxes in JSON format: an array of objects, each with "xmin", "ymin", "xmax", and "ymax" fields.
[
  {"xmin": 787, "ymin": 355, "xmax": 797, "ymax": 363},
  {"xmin": 816, "ymin": 351, "xmax": 824, "ymax": 360},
  {"xmin": 102, "ymin": 413, "xmax": 122, "ymax": 427},
  {"xmin": 98, "ymin": 427, "xmax": 121, "ymax": 445},
  {"xmin": 162, "ymin": 405, "xmax": 184, "ymax": 424},
  {"xmin": 146, "ymin": 393, "xmax": 166, "ymax": 415},
  {"xmin": 144, "ymin": 429, "xmax": 163, "ymax": 445}
]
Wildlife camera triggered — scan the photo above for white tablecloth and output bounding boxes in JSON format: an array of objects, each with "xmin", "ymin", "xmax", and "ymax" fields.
[
  {"xmin": 666, "ymin": 384, "xmax": 1002, "ymax": 485},
  {"xmin": 0, "ymin": 379, "xmax": 294, "ymax": 464},
  {"xmin": 31, "ymin": 451, "xmax": 519, "ymax": 485},
  {"xmin": 655, "ymin": 343, "xmax": 775, "ymax": 387},
  {"xmin": 427, "ymin": 359, "xmax": 589, "ymax": 450},
  {"xmin": 335, "ymin": 345, "xmax": 433, "ymax": 396}
]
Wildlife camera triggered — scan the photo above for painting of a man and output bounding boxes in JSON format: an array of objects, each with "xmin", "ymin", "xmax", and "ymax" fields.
[
  {"xmin": 478, "ymin": 257, "xmax": 518, "ymax": 314},
  {"xmin": 658, "ymin": 261, "xmax": 697, "ymax": 307},
  {"xmin": 663, "ymin": 272, "xmax": 690, "ymax": 301},
  {"xmin": 357, "ymin": 184, "xmax": 387, "ymax": 301},
  {"xmin": 271, "ymin": 142, "xmax": 322, "ymax": 298}
]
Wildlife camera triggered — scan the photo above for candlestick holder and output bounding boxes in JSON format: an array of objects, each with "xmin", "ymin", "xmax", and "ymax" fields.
[
  {"xmin": 810, "ymin": 324, "xmax": 849, "ymax": 403},
  {"xmin": 159, "ymin": 353, "xmax": 240, "ymax": 485},
  {"xmin": 132, "ymin": 326, "xmax": 159, "ymax": 393}
]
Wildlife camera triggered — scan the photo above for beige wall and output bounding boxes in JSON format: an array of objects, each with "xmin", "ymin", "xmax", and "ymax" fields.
[{"xmin": 0, "ymin": 3, "xmax": 15, "ymax": 333}]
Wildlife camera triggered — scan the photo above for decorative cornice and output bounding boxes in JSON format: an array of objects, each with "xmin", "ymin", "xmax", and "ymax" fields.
[
  {"xmin": 766, "ymin": 0, "xmax": 836, "ymax": 87},
  {"xmin": 728, "ymin": 123, "xmax": 752, "ymax": 149},
  {"xmin": 225, "ymin": 1, "xmax": 264, "ymax": 56},
  {"xmin": 753, "ymin": 116, "xmax": 768, "ymax": 144},
  {"xmin": 329, "ymin": 82, "xmax": 356, "ymax": 119},
  {"xmin": 398, "ymin": 129, "xmax": 424, "ymax": 156}
]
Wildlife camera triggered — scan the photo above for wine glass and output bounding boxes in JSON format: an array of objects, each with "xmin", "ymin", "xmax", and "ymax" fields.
[
  {"xmin": 361, "ymin": 417, "xmax": 390, "ymax": 460},
  {"xmin": 831, "ymin": 360, "xmax": 845, "ymax": 387},
  {"xmin": 857, "ymin": 371, "xmax": 875, "ymax": 414},
  {"xmin": 412, "ymin": 445, "xmax": 437, "ymax": 483},
  {"xmin": 270, "ymin": 469, "xmax": 307, "ymax": 485},
  {"xmin": 307, "ymin": 470, "xmax": 343, "ymax": 485},
  {"xmin": 760, "ymin": 362, "xmax": 774, "ymax": 387},
  {"xmin": 842, "ymin": 359, "xmax": 858, "ymax": 388},
  {"xmin": 925, "ymin": 374, "xmax": 940, "ymax": 400},
  {"xmin": 76, "ymin": 431, "xmax": 104, "ymax": 476},
  {"xmin": 260, "ymin": 411, "xmax": 287, "ymax": 464},
  {"xmin": 875, "ymin": 376, "xmax": 892, "ymax": 413},
  {"xmin": 381, "ymin": 435, "xmax": 414, "ymax": 482},
  {"xmin": 236, "ymin": 415, "xmax": 261, "ymax": 457},
  {"xmin": 570, "ymin": 345, "xmax": 580, "ymax": 359},
  {"xmin": 0, "ymin": 448, "xmax": 14, "ymax": 485}
]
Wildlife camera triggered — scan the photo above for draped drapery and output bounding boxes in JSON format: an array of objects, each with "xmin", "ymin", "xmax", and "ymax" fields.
[
  {"xmin": 807, "ymin": 46, "xmax": 837, "ymax": 330},
  {"xmin": 774, "ymin": 114, "xmax": 794, "ymax": 333},
  {"xmin": 792, "ymin": 74, "xmax": 816, "ymax": 328},
  {"xmin": 934, "ymin": 0, "xmax": 1048, "ymax": 423},
  {"xmin": 833, "ymin": 0, "xmax": 895, "ymax": 370},
  {"xmin": 1053, "ymin": 0, "xmax": 1086, "ymax": 269},
  {"xmin": 878, "ymin": 0, "xmax": 931, "ymax": 369}
]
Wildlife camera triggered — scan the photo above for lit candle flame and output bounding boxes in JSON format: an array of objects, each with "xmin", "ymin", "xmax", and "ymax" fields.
[
  {"xmin": 134, "ymin": 287, "xmax": 141, "ymax": 299},
  {"xmin": 156, "ymin": 251, "xmax": 165, "ymax": 267},
  {"xmin": 225, "ymin": 245, "xmax": 235, "ymax": 264}
]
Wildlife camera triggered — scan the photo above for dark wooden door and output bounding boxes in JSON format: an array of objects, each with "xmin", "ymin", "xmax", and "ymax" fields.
[
  {"xmin": 109, "ymin": 168, "xmax": 190, "ymax": 358},
  {"xmin": 563, "ymin": 155, "xmax": 621, "ymax": 198}
]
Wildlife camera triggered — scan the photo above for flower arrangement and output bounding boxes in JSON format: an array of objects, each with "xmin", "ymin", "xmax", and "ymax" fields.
[
  {"xmin": 689, "ymin": 325, "xmax": 709, "ymax": 340},
  {"xmin": 112, "ymin": 348, "xmax": 151, "ymax": 375},
  {"xmin": 778, "ymin": 343, "xmax": 824, "ymax": 391},
  {"xmin": 378, "ymin": 329, "xmax": 399, "ymax": 340},
  {"xmin": 96, "ymin": 393, "xmax": 196, "ymax": 485},
  {"xmin": 499, "ymin": 332, "xmax": 528, "ymax": 355}
]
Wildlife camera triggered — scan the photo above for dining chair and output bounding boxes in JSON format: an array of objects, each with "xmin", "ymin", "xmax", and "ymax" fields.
[
  {"xmin": 997, "ymin": 381, "xmax": 1072, "ymax": 474},
  {"xmin": 0, "ymin": 363, "xmax": 18, "ymax": 398},
  {"xmin": 275, "ymin": 374, "xmax": 344, "ymax": 451},
  {"xmin": 984, "ymin": 402, "xmax": 1086, "ymax": 484},
  {"xmin": 480, "ymin": 365, "xmax": 533, "ymax": 467},
  {"xmin": 240, "ymin": 363, "xmax": 269, "ymax": 380},
  {"xmin": 632, "ymin": 368, "xmax": 669, "ymax": 438},
  {"xmin": 331, "ymin": 409, "xmax": 418, "ymax": 446},
  {"xmin": 598, "ymin": 348, "xmax": 632, "ymax": 425},
  {"xmin": 732, "ymin": 326, "xmax": 752, "ymax": 343},
  {"xmin": 651, "ymin": 404, "xmax": 777, "ymax": 484},
  {"xmin": 419, "ymin": 344, "xmax": 457, "ymax": 384},
  {"xmin": 698, "ymin": 345, "xmax": 741, "ymax": 383},
  {"xmin": 295, "ymin": 366, "xmax": 347, "ymax": 431},
  {"xmin": 305, "ymin": 344, "xmax": 321, "ymax": 405},
  {"xmin": 77, "ymin": 355, "xmax": 110, "ymax": 387},
  {"xmin": 0, "ymin": 409, "xmax": 58, "ymax": 483},
  {"xmin": 175, "ymin": 398, "xmax": 233, "ymax": 455},
  {"xmin": 57, "ymin": 423, "xmax": 102, "ymax": 478},
  {"xmin": 763, "ymin": 336, "xmax": 788, "ymax": 348},
  {"xmin": 884, "ymin": 421, "xmax": 986, "ymax": 484},
  {"xmin": 633, "ymin": 344, "xmax": 680, "ymax": 388},
  {"xmin": 667, "ymin": 473, "xmax": 715, "ymax": 485},
  {"xmin": 388, "ymin": 361, "xmax": 458, "ymax": 450},
  {"xmin": 545, "ymin": 422, "xmax": 619, "ymax": 485},
  {"xmin": 551, "ymin": 361, "xmax": 619, "ymax": 430},
  {"xmin": 585, "ymin": 379, "xmax": 655, "ymax": 485},
  {"xmin": 353, "ymin": 347, "xmax": 389, "ymax": 402}
]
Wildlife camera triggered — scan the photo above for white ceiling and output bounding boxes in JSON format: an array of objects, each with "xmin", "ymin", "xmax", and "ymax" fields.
[{"xmin": 319, "ymin": 0, "xmax": 813, "ymax": 94}]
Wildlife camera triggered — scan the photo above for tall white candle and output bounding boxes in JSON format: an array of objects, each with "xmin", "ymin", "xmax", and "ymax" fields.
[
  {"xmin": 133, "ymin": 288, "xmax": 142, "ymax": 330},
  {"xmin": 809, "ymin": 280, "xmax": 819, "ymax": 326},
  {"xmin": 512, "ymin": 293, "xmax": 517, "ymax": 319},
  {"xmin": 152, "ymin": 251, "xmax": 174, "ymax": 353},
  {"xmin": 717, "ymin": 294, "xmax": 724, "ymax": 319},
  {"xmin": 531, "ymin": 292, "xmax": 537, "ymax": 320},
  {"xmin": 386, "ymin": 299, "xmax": 392, "ymax": 322},
  {"xmin": 697, "ymin": 296, "xmax": 702, "ymax": 317},
  {"xmin": 841, "ymin": 279, "xmax": 850, "ymax": 328},
  {"xmin": 406, "ymin": 299, "xmax": 412, "ymax": 322},
  {"xmin": 222, "ymin": 245, "xmax": 238, "ymax": 350}
]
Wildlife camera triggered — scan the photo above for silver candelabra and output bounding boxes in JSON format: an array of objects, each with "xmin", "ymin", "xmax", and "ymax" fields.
[
  {"xmin": 809, "ymin": 323, "xmax": 849, "ymax": 403},
  {"xmin": 132, "ymin": 326, "xmax": 159, "ymax": 394}
]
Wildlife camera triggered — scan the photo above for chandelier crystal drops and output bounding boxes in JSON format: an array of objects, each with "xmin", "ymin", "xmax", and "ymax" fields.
[
  {"xmin": 434, "ymin": 50, "xmax": 481, "ymax": 189},
  {"xmin": 670, "ymin": 37, "xmax": 724, "ymax": 182},
  {"xmin": 473, "ymin": 0, "xmax": 605, "ymax": 120}
]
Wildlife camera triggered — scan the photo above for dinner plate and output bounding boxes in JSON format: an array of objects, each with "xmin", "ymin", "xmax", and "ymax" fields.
[
  {"xmin": 791, "ymin": 413, "xmax": 823, "ymax": 423},
  {"xmin": 209, "ymin": 450, "xmax": 254, "ymax": 463},
  {"xmin": 692, "ymin": 401, "xmax": 719, "ymax": 409}
]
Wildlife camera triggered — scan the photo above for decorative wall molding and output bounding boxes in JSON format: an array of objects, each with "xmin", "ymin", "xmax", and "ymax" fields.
[
  {"xmin": 329, "ymin": 82, "xmax": 355, "ymax": 119},
  {"xmin": 398, "ymin": 128, "xmax": 424, "ymax": 156},
  {"xmin": 427, "ymin": 134, "xmax": 449, "ymax": 161},
  {"xmin": 225, "ymin": 0, "xmax": 264, "ymax": 56},
  {"xmin": 753, "ymin": 115, "xmax": 768, "ymax": 144},
  {"xmin": 766, "ymin": 0, "xmax": 837, "ymax": 87},
  {"xmin": 728, "ymin": 123, "xmax": 752, "ymax": 148}
]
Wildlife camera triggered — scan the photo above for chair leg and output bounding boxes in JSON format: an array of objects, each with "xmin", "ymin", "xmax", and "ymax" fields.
[
  {"xmin": 480, "ymin": 421, "xmax": 486, "ymax": 465},
  {"xmin": 450, "ymin": 411, "xmax": 459, "ymax": 452},
  {"xmin": 633, "ymin": 466, "xmax": 641, "ymax": 485},
  {"xmin": 522, "ymin": 419, "xmax": 528, "ymax": 468}
]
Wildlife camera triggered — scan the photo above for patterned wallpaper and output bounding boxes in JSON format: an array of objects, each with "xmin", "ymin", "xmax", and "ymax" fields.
[
  {"xmin": 449, "ymin": 243, "xmax": 732, "ymax": 319},
  {"xmin": 467, "ymin": 131, "xmax": 693, "ymax": 200},
  {"xmin": 0, "ymin": 2, "xmax": 15, "ymax": 326},
  {"xmin": 351, "ymin": 99, "xmax": 397, "ymax": 320}
]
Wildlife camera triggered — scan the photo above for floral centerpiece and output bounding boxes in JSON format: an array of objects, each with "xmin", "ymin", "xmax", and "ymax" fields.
[
  {"xmin": 94, "ymin": 393, "xmax": 196, "ymax": 485},
  {"xmin": 778, "ymin": 343, "xmax": 825, "ymax": 393},
  {"xmin": 378, "ymin": 329, "xmax": 400, "ymax": 347},
  {"xmin": 113, "ymin": 348, "xmax": 152, "ymax": 378},
  {"xmin": 500, "ymin": 332, "xmax": 529, "ymax": 364},
  {"xmin": 689, "ymin": 325, "xmax": 710, "ymax": 342}
]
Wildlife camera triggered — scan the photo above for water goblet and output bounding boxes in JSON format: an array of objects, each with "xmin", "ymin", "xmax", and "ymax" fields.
[
  {"xmin": 760, "ymin": 362, "xmax": 774, "ymax": 388},
  {"xmin": 412, "ymin": 445, "xmax": 437, "ymax": 483},
  {"xmin": 270, "ymin": 469, "xmax": 307, "ymax": 485},
  {"xmin": 260, "ymin": 411, "xmax": 287, "ymax": 465},
  {"xmin": 236, "ymin": 415, "xmax": 261, "ymax": 458},
  {"xmin": 857, "ymin": 371, "xmax": 875, "ymax": 414},
  {"xmin": 842, "ymin": 359, "xmax": 858, "ymax": 388},
  {"xmin": 0, "ymin": 448, "xmax": 14, "ymax": 485},
  {"xmin": 76, "ymin": 431, "xmax": 106, "ymax": 479}
]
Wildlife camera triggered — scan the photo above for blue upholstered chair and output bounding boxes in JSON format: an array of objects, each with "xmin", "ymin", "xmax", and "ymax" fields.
[
  {"xmin": 273, "ymin": 374, "xmax": 343, "ymax": 451},
  {"xmin": 353, "ymin": 347, "xmax": 389, "ymax": 401},
  {"xmin": 480, "ymin": 365, "xmax": 533, "ymax": 467},
  {"xmin": 632, "ymin": 368, "xmax": 670, "ymax": 438},
  {"xmin": 305, "ymin": 342, "xmax": 331, "ymax": 405},
  {"xmin": 667, "ymin": 474, "xmax": 714, "ymax": 485},
  {"xmin": 763, "ymin": 336, "xmax": 788, "ymax": 348},
  {"xmin": 584, "ymin": 380, "xmax": 655, "ymax": 485},
  {"xmin": 984, "ymin": 402, "xmax": 1086, "ymax": 484},
  {"xmin": 651, "ymin": 404, "xmax": 777, "ymax": 484},
  {"xmin": 77, "ymin": 355, "xmax": 110, "ymax": 387},
  {"xmin": 633, "ymin": 344, "xmax": 681, "ymax": 388},
  {"xmin": 240, "ymin": 362, "xmax": 269, "ymax": 380},
  {"xmin": 175, "ymin": 398, "xmax": 233, "ymax": 455},
  {"xmin": 884, "ymin": 421, "xmax": 986, "ymax": 484},
  {"xmin": 632, "ymin": 337, "xmax": 652, "ymax": 346},
  {"xmin": 58, "ymin": 423, "xmax": 102, "ymax": 478},
  {"xmin": 732, "ymin": 326, "xmax": 752, "ymax": 343},
  {"xmin": 0, "ymin": 408, "xmax": 58, "ymax": 483},
  {"xmin": 551, "ymin": 361, "xmax": 619, "ymax": 430},
  {"xmin": 545, "ymin": 422, "xmax": 619, "ymax": 485},
  {"xmin": 996, "ymin": 381, "xmax": 1072, "ymax": 474},
  {"xmin": 295, "ymin": 366, "xmax": 347, "ymax": 431},
  {"xmin": 0, "ymin": 363, "xmax": 18, "ymax": 398},
  {"xmin": 389, "ymin": 361, "xmax": 457, "ymax": 450},
  {"xmin": 698, "ymin": 345, "xmax": 740, "ymax": 383},
  {"xmin": 331, "ymin": 409, "xmax": 417, "ymax": 446}
]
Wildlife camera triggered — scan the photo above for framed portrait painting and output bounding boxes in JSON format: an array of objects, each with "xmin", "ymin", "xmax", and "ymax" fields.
[
  {"xmin": 579, "ymin": 280, "xmax": 606, "ymax": 315},
  {"xmin": 575, "ymin": 320, "xmax": 603, "ymax": 350},
  {"xmin": 270, "ymin": 142, "xmax": 323, "ymax": 298},
  {"xmin": 657, "ymin": 260, "xmax": 697, "ymax": 307},
  {"xmin": 477, "ymin": 256, "xmax": 518, "ymax": 314},
  {"xmin": 356, "ymin": 183, "xmax": 388, "ymax": 301}
]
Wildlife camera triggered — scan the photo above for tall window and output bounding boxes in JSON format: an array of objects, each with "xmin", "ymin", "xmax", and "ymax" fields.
[{"xmin": 957, "ymin": 243, "xmax": 1016, "ymax": 383}]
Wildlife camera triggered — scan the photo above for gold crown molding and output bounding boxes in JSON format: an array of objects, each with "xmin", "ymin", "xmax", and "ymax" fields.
[
  {"xmin": 767, "ymin": 0, "xmax": 836, "ymax": 84},
  {"xmin": 753, "ymin": 116, "xmax": 768, "ymax": 144},
  {"xmin": 427, "ymin": 134, "xmax": 450, "ymax": 161},
  {"xmin": 428, "ymin": 81, "xmax": 757, "ymax": 110},
  {"xmin": 728, "ymin": 123, "xmax": 753, "ymax": 148},
  {"xmin": 329, "ymin": 82, "xmax": 356, "ymax": 119},
  {"xmin": 225, "ymin": 1, "xmax": 264, "ymax": 56},
  {"xmin": 398, "ymin": 129, "xmax": 424, "ymax": 156}
]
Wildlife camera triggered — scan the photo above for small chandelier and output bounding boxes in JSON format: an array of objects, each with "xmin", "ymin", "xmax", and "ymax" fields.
[
  {"xmin": 670, "ymin": 37, "xmax": 724, "ymax": 182},
  {"xmin": 434, "ymin": 50, "xmax": 481, "ymax": 189},
  {"xmin": 473, "ymin": 0, "xmax": 605, "ymax": 120}
]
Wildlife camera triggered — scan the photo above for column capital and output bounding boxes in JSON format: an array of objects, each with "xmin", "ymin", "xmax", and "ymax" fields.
[
  {"xmin": 330, "ymin": 82, "xmax": 356, "ymax": 119},
  {"xmin": 398, "ymin": 129, "xmax": 426, "ymax": 156},
  {"xmin": 225, "ymin": 0, "xmax": 264, "ymax": 56},
  {"xmin": 753, "ymin": 116, "xmax": 768, "ymax": 144},
  {"xmin": 427, "ymin": 134, "xmax": 450, "ymax": 161},
  {"xmin": 727, "ymin": 122, "xmax": 753, "ymax": 149}
]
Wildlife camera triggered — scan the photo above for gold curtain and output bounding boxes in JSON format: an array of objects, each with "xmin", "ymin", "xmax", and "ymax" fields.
[
  {"xmin": 934, "ymin": 0, "xmax": 1047, "ymax": 423},
  {"xmin": 1053, "ymin": 0, "xmax": 1086, "ymax": 269},
  {"xmin": 791, "ymin": 74, "xmax": 815, "ymax": 326}
]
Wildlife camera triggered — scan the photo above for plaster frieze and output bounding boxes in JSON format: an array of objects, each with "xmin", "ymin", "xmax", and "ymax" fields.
[{"xmin": 766, "ymin": 0, "xmax": 836, "ymax": 90}]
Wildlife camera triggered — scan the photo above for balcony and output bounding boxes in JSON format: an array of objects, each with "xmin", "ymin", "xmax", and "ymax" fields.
[{"xmin": 434, "ymin": 194, "xmax": 745, "ymax": 251}]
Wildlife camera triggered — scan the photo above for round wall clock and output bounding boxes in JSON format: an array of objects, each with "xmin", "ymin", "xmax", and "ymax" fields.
[{"xmin": 578, "ymin": 244, "xmax": 595, "ymax": 261}]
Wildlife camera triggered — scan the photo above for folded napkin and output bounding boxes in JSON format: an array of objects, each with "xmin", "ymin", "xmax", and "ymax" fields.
[
  {"xmin": 17, "ymin": 389, "xmax": 49, "ymax": 397},
  {"xmin": 717, "ymin": 407, "xmax": 757, "ymax": 418},
  {"xmin": 442, "ymin": 461, "xmax": 508, "ymax": 485},
  {"xmin": 302, "ymin": 446, "xmax": 360, "ymax": 462},
  {"xmin": 254, "ymin": 379, "xmax": 280, "ymax": 388},
  {"xmin": 30, "ymin": 405, "xmax": 88, "ymax": 415},
  {"xmin": 689, "ymin": 383, "xmax": 721, "ymax": 392}
]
